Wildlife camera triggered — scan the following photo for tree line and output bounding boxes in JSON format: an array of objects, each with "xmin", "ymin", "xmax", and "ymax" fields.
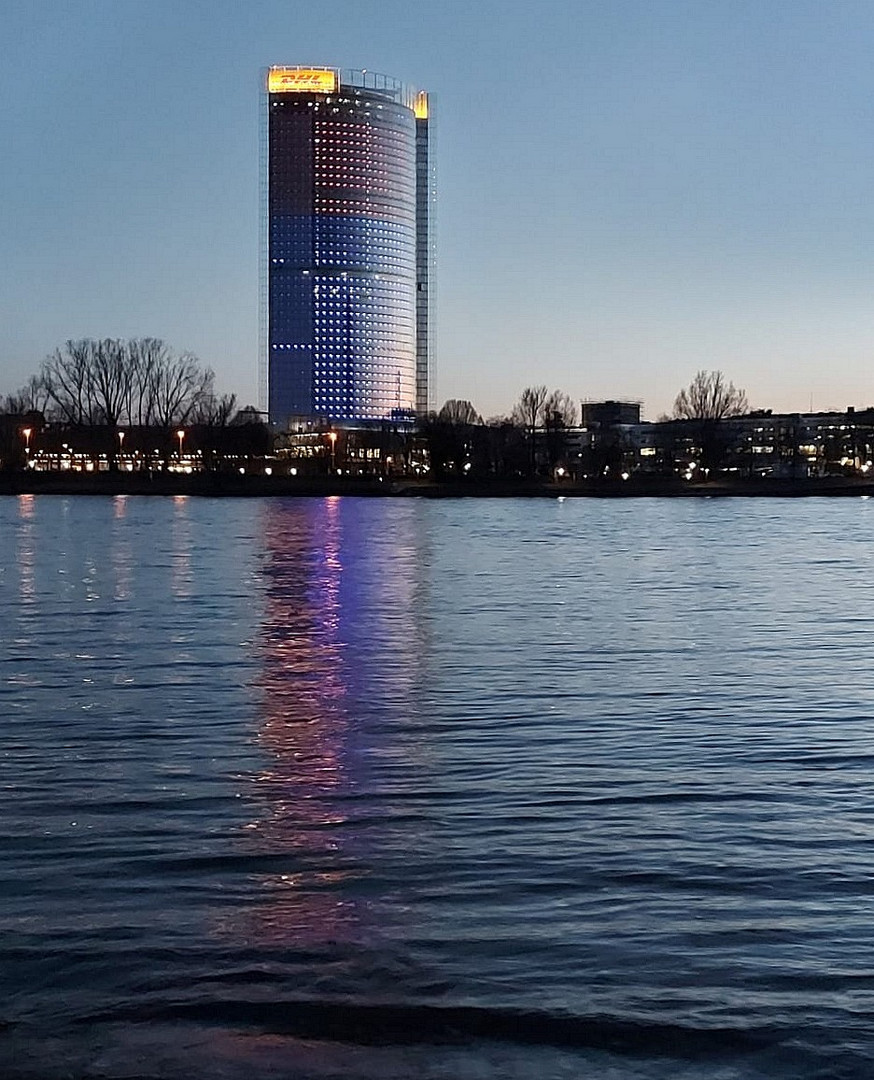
[
  {"xmin": 2, "ymin": 344, "xmax": 759, "ymax": 480},
  {"xmin": 421, "ymin": 384, "xmax": 579, "ymax": 479},
  {"xmin": 423, "ymin": 371, "xmax": 752, "ymax": 479},
  {"xmin": 3, "ymin": 338, "xmax": 239, "ymax": 428},
  {"xmin": 0, "ymin": 338, "xmax": 271, "ymax": 472}
]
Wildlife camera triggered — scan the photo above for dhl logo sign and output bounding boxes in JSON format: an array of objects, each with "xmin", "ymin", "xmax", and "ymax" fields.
[{"xmin": 268, "ymin": 68, "xmax": 338, "ymax": 93}]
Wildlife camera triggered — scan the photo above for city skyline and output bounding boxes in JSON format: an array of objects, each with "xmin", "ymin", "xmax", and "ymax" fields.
[{"xmin": 4, "ymin": 1, "xmax": 874, "ymax": 420}]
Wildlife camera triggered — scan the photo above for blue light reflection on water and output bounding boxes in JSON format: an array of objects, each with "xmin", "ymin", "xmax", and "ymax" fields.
[{"xmin": 3, "ymin": 496, "xmax": 874, "ymax": 1077}]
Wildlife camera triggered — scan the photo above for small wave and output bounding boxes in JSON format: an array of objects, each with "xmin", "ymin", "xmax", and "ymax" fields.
[{"xmin": 79, "ymin": 998, "xmax": 782, "ymax": 1057}]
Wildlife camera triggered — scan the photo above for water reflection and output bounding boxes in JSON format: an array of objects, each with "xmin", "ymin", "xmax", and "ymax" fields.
[
  {"xmin": 110, "ymin": 497, "xmax": 133, "ymax": 602},
  {"xmin": 246, "ymin": 499, "xmax": 427, "ymax": 948},
  {"xmin": 15, "ymin": 494, "xmax": 36, "ymax": 604},
  {"xmin": 259, "ymin": 498, "xmax": 348, "ymax": 836},
  {"xmin": 171, "ymin": 495, "xmax": 192, "ymax": 600}
]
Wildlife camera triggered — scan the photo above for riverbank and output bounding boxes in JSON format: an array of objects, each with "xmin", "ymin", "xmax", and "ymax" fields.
[{"xmin": 2, "ymin": 472, "xmax": 874, "ymax": 498}]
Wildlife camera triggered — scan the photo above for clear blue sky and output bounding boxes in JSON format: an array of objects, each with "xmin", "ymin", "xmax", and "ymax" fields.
[{"xmin": 3, "ymin": 0, "xmax": 874, "ymax": 419}]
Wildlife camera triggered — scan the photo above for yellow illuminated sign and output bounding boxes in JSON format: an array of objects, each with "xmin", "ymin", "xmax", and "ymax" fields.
[
  {"xmin": 414, "ymin": 91, "xmax": 429, "ymax": 119},
  {"xmin": 268, "ymin": 68, "xmax": 338, "ymax": 94}
]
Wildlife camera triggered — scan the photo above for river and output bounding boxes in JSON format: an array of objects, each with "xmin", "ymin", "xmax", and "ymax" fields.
[{"xmin": 2, "ymin": 494, "xmax": 874, "ymax": 1078}]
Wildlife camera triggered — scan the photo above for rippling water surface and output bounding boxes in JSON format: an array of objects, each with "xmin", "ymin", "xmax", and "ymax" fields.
[{"xmin": 3, "ymin": 495, "xmax": 874, "ymax": 1078}]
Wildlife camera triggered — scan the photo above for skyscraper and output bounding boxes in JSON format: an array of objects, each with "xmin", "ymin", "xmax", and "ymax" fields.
[{"xmin": 262, "ymin": 67, "xmax": 432, "ymax": 429}]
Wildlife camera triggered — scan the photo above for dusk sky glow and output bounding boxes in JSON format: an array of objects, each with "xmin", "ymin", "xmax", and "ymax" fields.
[{"xmin": 4, "ymin": 0, "xmax": 874, "ymax": 420}]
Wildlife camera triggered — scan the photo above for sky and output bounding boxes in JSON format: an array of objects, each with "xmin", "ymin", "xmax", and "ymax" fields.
[{"xmin": 3, "ymin": 0, "xmax": 874, "ymax": 420}]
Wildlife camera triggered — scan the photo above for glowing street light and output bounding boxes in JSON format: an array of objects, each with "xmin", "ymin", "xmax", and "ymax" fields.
[
  {"xmin": 328, "ymin": 430, "xmax": 337, "ymax": 471},
  {"xmin": 176, "ymin": 429, "xmax": 185, "ymax": 458},
  {"xmin": 21, "ymin": 427, "xmax": 32, "ymax": 454},
  {"xmin": 118, "ymin": 430, "xmax": 125, "ymax": 452}
]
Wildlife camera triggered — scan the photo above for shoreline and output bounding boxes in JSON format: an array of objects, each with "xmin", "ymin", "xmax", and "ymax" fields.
[{"xmin": 2, "ymin": 473, "xmax": 874, "ymax": 499}]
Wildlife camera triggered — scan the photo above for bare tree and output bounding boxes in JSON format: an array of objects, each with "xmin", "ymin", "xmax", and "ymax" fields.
[
  {"xmin": 672, "ymin": 371, "xmax": 748, "ymax": 475},
  {"xmin": 421, "ymin": 400, "xmax": 482, "ymax": 477},
  {"xmin": 125, "ymin": 338, "xmax": 166, "ymax": 426},
  {"xmin": 581, "ymin": 425, "xmax": 637, "ymax": 478},
  {"xmin": 89, "ymin": 338, "xmax": 130, "ymax": 427},
  {"xmin": 193, "ymin": 392, "xmax": 238, "ymax": 427},
  {"xmin": 437, "ymin": 399, "xmax": 481, "ymax": 425},
  {"xmin": 145, "ymin": 351, "xmax": 214, "ymax": 427},
  {"xmin": 512, "ymin": 385, "xmax": 548, "ymax": 432},
  {"xmin": 543, "ymin": 389, "xmax": 577, "ymax": 428},
  {"xmin": 673, "ymin": 370, "xmax": 748, "ymax": 421},
  {"xmin": 511, "ymin": 385, "xmax": 548, "ymax": 475},
  {"xmin": 35, "ymin": 337, "xmax": 216, "ymax": 430},
  {"xmin": 542, "ymin": 389, "xmax": 577, "ymax": 470},
  {"xmin": 3, "ymin": 374, "xmax": 50, "ymax": 415},
  {"xmin": 42, "ymin": 340, "xmax": 98, "ymax": 425}
]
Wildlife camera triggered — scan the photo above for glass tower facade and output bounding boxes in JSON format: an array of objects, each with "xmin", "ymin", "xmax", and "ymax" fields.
[{"xmin": 263, "ymin": 67, "xmax": 431, "ymax": 428}]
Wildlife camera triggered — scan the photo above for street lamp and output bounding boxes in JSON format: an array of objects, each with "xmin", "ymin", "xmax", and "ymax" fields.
[
  {"xmin": 21, "ymin": 427, "xmax": 32, "ymax": 455},
  {"xmin": 176, "ymin": 429, "xmax": 185, "ymax": 459},
  {"xmin": 118, "ymin": 430, "xmax": 125, "ymax": 452},
  {"xmin": 328, "ymin": 430, "xmax": 337, "ymax": 472}
]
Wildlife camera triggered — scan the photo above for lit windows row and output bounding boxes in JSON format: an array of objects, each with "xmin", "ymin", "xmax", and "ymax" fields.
[
  {"xmin": 272, "ymin": 240, "xmax": 413, "ymax": 252},
  {"xmin": 313, "ymin": 172, "xmax": 416, "ymax": 185},
  {"xmin": 307, "ymin": 256, "xmax": 412, "ymax": 266},
  {"xmin": 310, "ymin": 239, "xmax": 412, "ymax": 249},
  {"xmin": 306, "ymin": 311, "xmax": 414, "ymax": 321},
  {"xmin": 313, "ymin": 124, "xmax": 411, "ymax": 135},
  {"xmin": 313, "ymin": 309, "xmax": 413, "ymax": 318},
  {"xmin": 313, "ymin": 313, "xmax": 413, "ymax": 321},
  {"xmin": 308, "ymin": 242, "xmax": 412, "ymax": 253},
  {"xmin": 316, "ymin": 135, "xmax": 413, "ymax": 147},
  {"xmin": 314, "ymin": 375, "xmax": 415, "ymax": 384},
  {"xmin": 314, "ymin": 178, "xmax": 412, "ymax": 189},
  {"xmin": 307, "ymin": 233, "xmax": 413, "ymax": 244},
  {"xmin": 314, "ymin": 165, "xmax": 414, "ymax": 179},
  {"xmin": 311, "ymin": 315, "xmax": 414, "ymax": 321},
  {"xmin": 271, "ymin": 258, "xmax": 411, "ymax": 268},
  {"xmin": 313, "ymin": 195, "xmax": 416, "ymax": 207},
  {"xmin": 312, "ymin": 144, "xmax": 411, "ymax": 159},
  {"xmin": 312, "ymin": 146, "xmax": 411, "ymax": 160},
  {"xmin": 313, "ymin": 342, "xmax": 414, "ymax": 350},
  {"xmin": 313, "ymin": 144, "xmax": 414, "ymax": 158},
  {"xmin": 314, "ymin": 294, "xmax": 413, "ymax": 304}
]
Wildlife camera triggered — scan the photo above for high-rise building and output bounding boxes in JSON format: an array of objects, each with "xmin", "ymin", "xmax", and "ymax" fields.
[{"xmin": 261, "ymin": 67, "xmax": 432, "ymax": 428}]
